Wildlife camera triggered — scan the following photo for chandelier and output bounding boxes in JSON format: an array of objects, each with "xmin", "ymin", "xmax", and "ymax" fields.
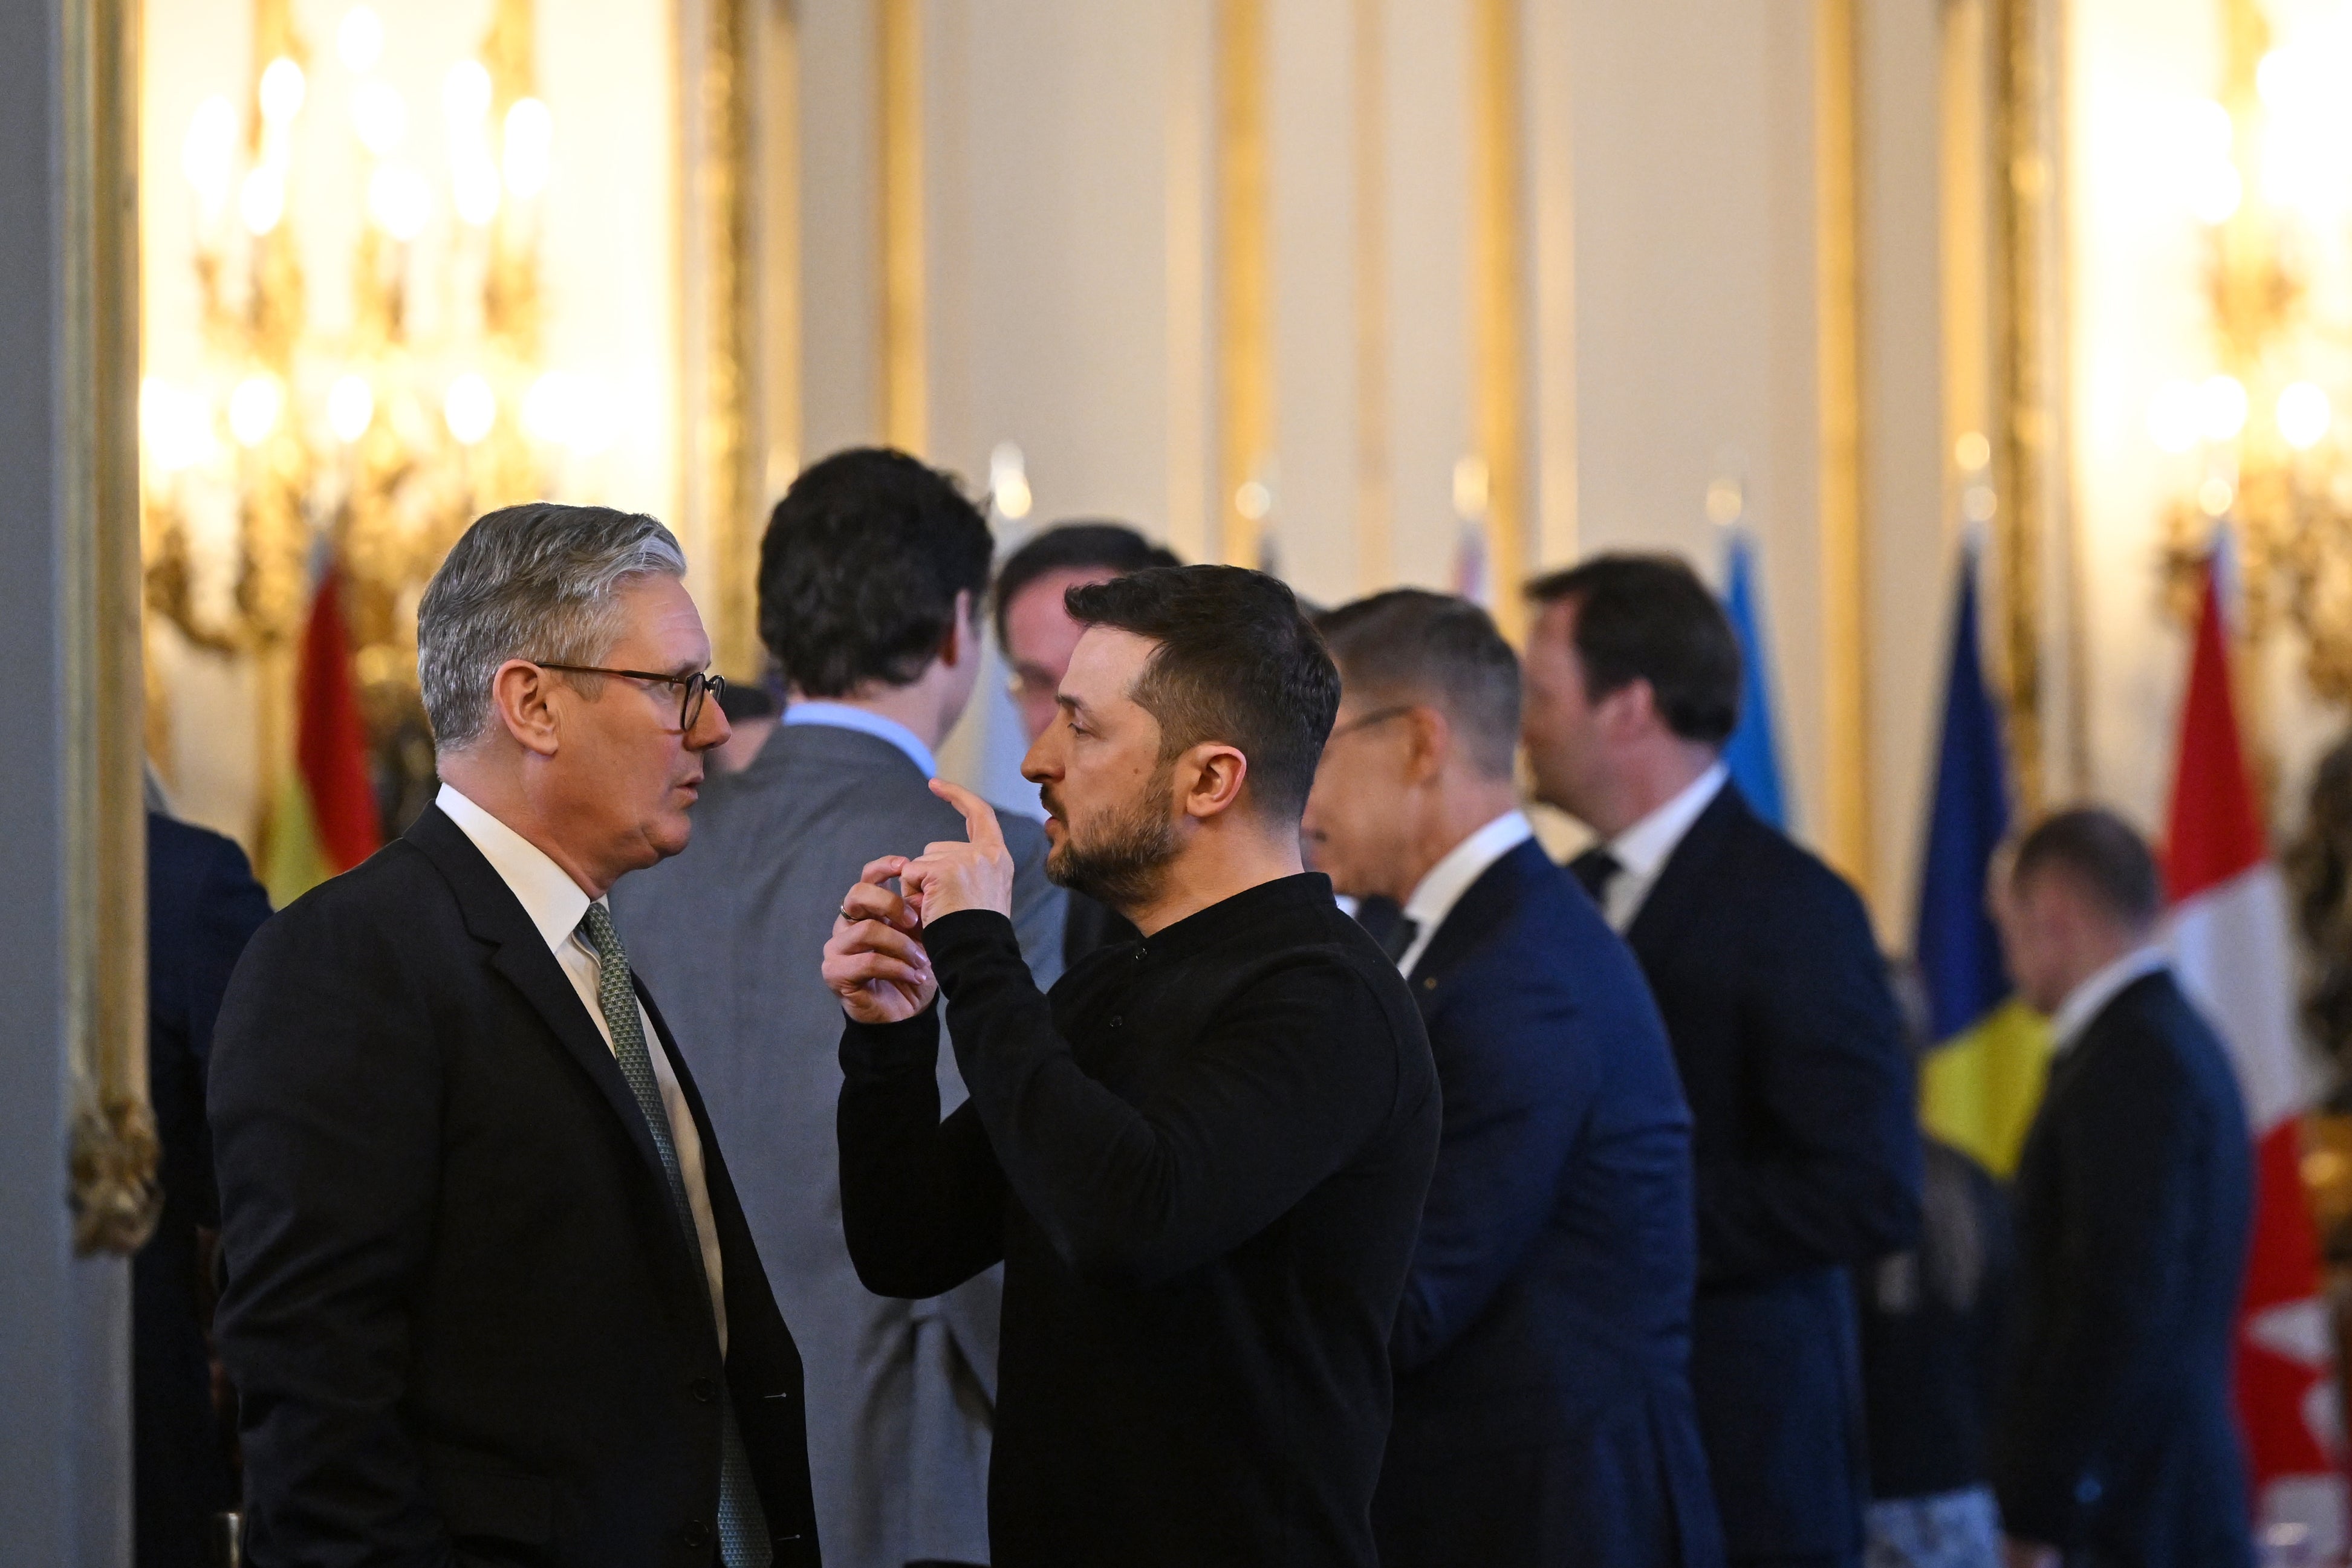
[
  {"xmin": 2155, "ymin": 0, "xmax": 2352, "ymax": 712},
  {"xmin": 140, "ymin": 0, "xmax": 614, "ymax": 843}
]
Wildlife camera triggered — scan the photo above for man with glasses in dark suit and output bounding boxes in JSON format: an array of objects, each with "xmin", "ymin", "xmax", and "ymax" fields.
[{"xmin": 212, "ymin": 503, "xmax": 820, "ymax": 1567}]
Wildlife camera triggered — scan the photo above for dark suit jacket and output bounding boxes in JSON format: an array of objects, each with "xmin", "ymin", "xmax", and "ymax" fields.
[
  {"xmin": 1373, "ymin": 839, "xmax": 1721, "ymax": 1568},
  {"xmin": 138, "ymin": 814, "xmax": 271, "ymax": 1568},
  {"xmin": 1605, "ymin": 783, "xmax": 1921, "ymax": 1559},
  {"xmin": 210, "ymin": 805, "xmax": 821, "ymax": 1568},
  {"xmin": 1992, "ymin": 970, "xmax": 2253, "ymax": 1568}
]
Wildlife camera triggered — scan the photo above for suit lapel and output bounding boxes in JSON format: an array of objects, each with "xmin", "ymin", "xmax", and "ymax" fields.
[
  {"xmin": 1624, "ymin": 780, "xmax": 1747, "ymax": 965},
  {"xmin": 404, "ymin": 806, "xmax": 675, "ymax": 1200},
  {"xmin": 1406, "ymin": 840, "xmax": 1541, "ymax": 999}
]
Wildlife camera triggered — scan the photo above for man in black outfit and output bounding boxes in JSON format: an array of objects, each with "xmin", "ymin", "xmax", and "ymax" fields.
[
  {"xmin": 823, "ymin": 564, "xmax": 1440, "ymax": 1567},
  {"xmin": 992, "ymin": 520, "xmax": 1180, "ymax": 967},
  {"xmin": 1520, "ymin": 554, "xmax": 1922, "ymax": 1568},
  {"xmin": 212, "ymin": 504, "xmax": 821, "ymax": 1566},
  {"xmin": 1990, "ymin": 809, "xmax": 2253, "ymax": 1568}
]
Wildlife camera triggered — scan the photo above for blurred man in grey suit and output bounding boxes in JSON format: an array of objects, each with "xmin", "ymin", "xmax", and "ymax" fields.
[{"xmin": 618, "ymin": 448, "xmax": 1065, "ymax": 1568}]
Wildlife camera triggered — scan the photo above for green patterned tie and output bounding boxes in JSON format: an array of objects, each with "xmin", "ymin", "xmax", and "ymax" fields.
[{"xmin": 579, "ymin": 903, "xmax": 772, "ymax": 1568}]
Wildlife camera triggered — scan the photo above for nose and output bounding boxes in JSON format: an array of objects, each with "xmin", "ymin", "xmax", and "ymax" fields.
[{"xmin": 687, "ymin": 692, "xmax": 733, "ymax": 751}]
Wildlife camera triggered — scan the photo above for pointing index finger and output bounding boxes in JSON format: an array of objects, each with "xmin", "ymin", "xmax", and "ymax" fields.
[{"xmin": 929, "ymin": 778, "xmax": 1005, "ymax": 850}]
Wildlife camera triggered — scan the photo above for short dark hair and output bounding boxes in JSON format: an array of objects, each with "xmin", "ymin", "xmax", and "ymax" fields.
[
  {"xmin": 993, "ymin": 522, "xmax": 1181, "ymax": 647},
  {"xmin": 1064, "ymin": 565, "xmax": 1339, "ymax": 822},
  {"xmin": 1524, "ymin": 552, "xmax": 1741, "ymax": 745},
  {"xmin": 2012, "ymin": 806, "xmax": 2164, "ymax": 930},
  {"xmin": 1314, "ymin": 589, "xmax": 1521, "ymax": 779},
  {"xmin": 758, "ymin": 447, "xmax": 993, "ymax": 697}
]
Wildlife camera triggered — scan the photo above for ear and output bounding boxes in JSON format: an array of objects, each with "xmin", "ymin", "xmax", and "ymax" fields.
[
  {"xmin": 1597, "ymin": 676, "xmax": 1661, "ymax": 740},
  {"xmin": 1175, "ymin": 742, "xmax": 1250, "ymax": 822},
  {"xmin": 1402, "ymin": 705, "xmax": 1451, "ymax": 784},
  {"xmin": 489, "ymin": 659, "xmax": 564, "ymax": 758},
  {"xmin": 938, "ymin": 590, "xmax": 975, "ymax": 670}
]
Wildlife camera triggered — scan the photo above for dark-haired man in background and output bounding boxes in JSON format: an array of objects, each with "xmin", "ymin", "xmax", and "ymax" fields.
[
  {"xmin": 1990, "ymin": 809, "xmax": 2251, "ymax": 1568},
  {"xmin": 1520, "ymin": 554, "xmax": 1920, "ymax": 1568},
  {"xmin": 823, "ymin": 565, "xmax": 1440, "ymax": 1566},
  {"xmin": 992, "ymin": 520, "xmax": 1180, "ymax": 967},
  {"xmin": 619, "ymin": 449, "xmax": 1065, "ymax": 1568},
  {"xmin": 1304, "ymin": 589, "xmax": 1720, "ymax": 1567}
]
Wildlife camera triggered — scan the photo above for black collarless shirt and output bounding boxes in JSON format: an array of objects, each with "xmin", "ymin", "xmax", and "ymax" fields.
[{"xmin": 838, "ymin": 872, "xmax": 1440, "ymax": 1568}]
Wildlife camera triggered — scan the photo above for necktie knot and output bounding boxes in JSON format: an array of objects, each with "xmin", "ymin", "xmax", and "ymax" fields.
[
  {"xmin": 579, "ymin": 901, "xmax": 625, "ymax": 966},
  {"xmin": 1574, "ymin": 847, "xmax": 1625, "ymax": 904}
]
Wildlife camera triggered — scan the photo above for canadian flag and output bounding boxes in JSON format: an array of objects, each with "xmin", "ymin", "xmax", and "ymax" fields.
[{"xmin": 2163, "ymin": 557, "xmax": 2345, "ymax": 1549}]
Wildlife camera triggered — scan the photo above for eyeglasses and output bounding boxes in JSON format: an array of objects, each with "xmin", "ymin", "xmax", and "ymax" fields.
[
  {"xmin": 529, "ymin": 661, "xmax": 726, "ymax": 731},
  {"xmin": 1325, "ymin": 704, "xmax": 1416, "ymax": 743}
]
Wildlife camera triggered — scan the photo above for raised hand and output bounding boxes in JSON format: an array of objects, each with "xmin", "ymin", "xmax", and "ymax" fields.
[
  {"xmin": 822, "ymin": 855, "xmax": 938, "ymax": 1024},
  {"xmin": 898, "ymin": 779, "xmax": 1017, "ymax": 924}
]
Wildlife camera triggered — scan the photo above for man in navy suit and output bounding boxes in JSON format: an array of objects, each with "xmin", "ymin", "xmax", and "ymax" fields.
[
  {"xmin": 1990, "ymin": 809, "xmax": 2252, "ymax": 1568},
  {"xmin": 1520, "ymin": 556, "xmax": 1922, "ymax": 1568},
  {"xmin": 139, "ymin": 811, "xmax": 271, "ymax": 1568},
  {"xmin": 1305, "ymin": 589, "xmax": 1721, "ymax": 1567}
]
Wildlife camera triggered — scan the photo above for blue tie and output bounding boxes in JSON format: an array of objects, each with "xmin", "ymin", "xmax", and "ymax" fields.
[{"xmin": 579, "ymin": 902, "xmax": 772, "ymax": 1567}]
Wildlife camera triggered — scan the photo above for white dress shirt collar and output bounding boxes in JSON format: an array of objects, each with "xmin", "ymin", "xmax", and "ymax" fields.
[
  {"xmin": 2047, "ymin": 944, "xmax": 2171, "ymax": 1054},
  {"xmin": 1597, "ymin": 761, "xmax": 1729, "ymax": 931},
  {"xmin": 782, "ymin": 701, "xmax": 938, "ymax": 779},
  {"xmin": 435, "ymin": 782, "xmax": 594, "ymax": 947},
  {"xmin": 1395, "ymin": 809, "xmax": 1536, "ymax": 977},
  {"xmin": 433, "ymin": 780, "xmax": 732, "ymax": 1350}
]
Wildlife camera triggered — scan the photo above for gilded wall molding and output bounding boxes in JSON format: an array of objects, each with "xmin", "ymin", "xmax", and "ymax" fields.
[
  {"xmin": 64, "ymin": 0, "xmax": 158, "ymax": 1257},
  {"xmin": 681, "ymin": 0, "xmax": 762, "ymax": 679},
  {"xmin": 1470, "ymin": 0, "xmax": 1530, "ymax": 641},
  {"xmin": 1817, "ymin": 0, "xmax": 1874, "ymax": 894},
  {"xmin": 880, "ymin": 0, "xmax": 926, "ymax": 455},
  {"xmin": 1216, "ymin": 0, "xmax": 1272, "ymax": 567}
]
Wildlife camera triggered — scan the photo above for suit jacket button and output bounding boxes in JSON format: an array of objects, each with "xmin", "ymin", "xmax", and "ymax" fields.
[
  {"xmin": 690, "ymin": 1376, "xmax": 717, "ymax": 1402},
  {"xmin": 681, "ymin": 1519, "xmax": 712, "ymax": 1549}
]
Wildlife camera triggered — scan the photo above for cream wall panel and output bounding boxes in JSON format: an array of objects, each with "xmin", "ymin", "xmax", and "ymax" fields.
[
  {"xmin": 929, "ymin": 0, "xmax": 1177, "ymax": 527},
  {"xmin": 1564, "ymin": 0, "xmax": 1829, "ymax": 842},
  {"xmin": 798, "ymin": 0, "xmax": 884, "ymax": 458},
  {"xmin": 1379, "ymin": 0, "xmax": 1471, "ymax": 593},
  {"xmin": 1862, "ymin": 0, "xmax": 1952, "ymax": 938},
  {"xmin": 1269, "ymin": 0, "xmax": 1360, "ymax": 605}
]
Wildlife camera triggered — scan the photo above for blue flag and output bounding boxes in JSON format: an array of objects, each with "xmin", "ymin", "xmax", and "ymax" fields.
[
  {"xmin": 1721, "ymin": 531, "xmax": 1787, "ymax": 829},
  {"xmin": 1914, "ymin": 543, "xmax": 2013, "ymax": 1041}
]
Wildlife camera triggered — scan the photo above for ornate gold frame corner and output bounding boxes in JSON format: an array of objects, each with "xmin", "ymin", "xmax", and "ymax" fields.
[{"xmin": 64, "ymin": 0, "xmax": 158, "ymax": 1257}]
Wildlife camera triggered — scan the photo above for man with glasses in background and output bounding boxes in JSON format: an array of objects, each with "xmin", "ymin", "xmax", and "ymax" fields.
[{"xmin": 991, "ymin": 520, "xmax": 1179, "ymax": 967}]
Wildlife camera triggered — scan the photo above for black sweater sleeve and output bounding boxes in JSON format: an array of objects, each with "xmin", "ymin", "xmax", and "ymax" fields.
[
  {"xmin": 915, "ymin": 908, "xmax": 1403, "ymax": 1289},
  {"xmin": 837, "ymin": 1005, "xmax": 1012, "ymax": 1299}
]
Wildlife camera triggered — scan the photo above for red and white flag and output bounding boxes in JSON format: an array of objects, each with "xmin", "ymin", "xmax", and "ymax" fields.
[{"xmin": 2164, "ymin": 556, "xmax": 2344, "ymax": 1548}]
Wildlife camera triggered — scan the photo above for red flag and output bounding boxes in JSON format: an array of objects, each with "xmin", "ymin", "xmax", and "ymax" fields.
[
  {"xmin": 2164, "ymin": 558, "xmax": 2343, "ymax": 1546},
  {"xmin": 294, "ymin": 568, "xmax": 382, "ymax": 873}
]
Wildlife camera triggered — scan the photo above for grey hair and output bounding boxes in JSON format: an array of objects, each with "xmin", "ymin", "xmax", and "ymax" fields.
[
  {"xmin": 1313, "ymin": 588, "xmax": 1522, "ymax": 779},
  {"xmin": 417, "ymin": 502, "xmax": 688, "ymax": 751}
]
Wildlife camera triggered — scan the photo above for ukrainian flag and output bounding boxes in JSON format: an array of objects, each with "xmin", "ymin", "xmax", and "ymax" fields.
[{"xmin": 1914, "ymin": 544, "xmax": 2051, "ymax": 1176}]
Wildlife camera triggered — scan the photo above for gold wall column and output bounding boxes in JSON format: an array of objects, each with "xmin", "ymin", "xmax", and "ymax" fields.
[
  {"xmin": 681, "ymin": 0, "xmax": 762, "ymax": 678},
  {"xmin": 63, "ymin": 0, "xmax": 155, "ymax": 1254},
  {"xmin": 1470, "ymin": 0, "xmax": 1529, "ymax": 640},
  {"xmin": 761, "ymin": 0, "xmax": 802, "ymax": 504},
  {"xmin": 880, "ymin": 0, "xmax": 925, "ymax": 455},
  {"xmin": 1985, "ymin": 0, "xmax": 2066, "ymax": 813},
  {"xmin": 1216, "ymin": 0, "xmax": 1272, "ymax": 567},
  {"xmin": 1815, "ymin": 0, "xmax": 1873, "ymax": 893}
]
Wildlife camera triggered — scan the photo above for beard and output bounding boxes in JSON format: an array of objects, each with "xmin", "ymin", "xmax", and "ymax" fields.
[{"xmin": 1041, "ymin": 764, "xmax": 1182, "ymax": 911}]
